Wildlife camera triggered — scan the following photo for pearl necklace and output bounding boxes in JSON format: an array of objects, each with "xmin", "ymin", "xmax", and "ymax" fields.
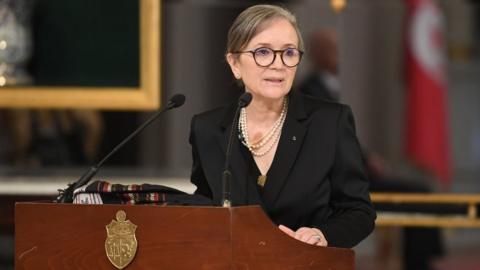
[{"xmin": 238, "ymin": 97, "xmax": 288, "ymax": 157}]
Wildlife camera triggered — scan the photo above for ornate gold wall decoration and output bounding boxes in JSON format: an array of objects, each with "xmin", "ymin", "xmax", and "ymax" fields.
[{"xmin": 0, "ymin": 0, "xmax": 161, "ymax": 110}]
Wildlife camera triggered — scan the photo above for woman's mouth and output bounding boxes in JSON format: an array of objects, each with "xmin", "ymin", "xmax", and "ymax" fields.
[{"xmin": 264, "ymin": 78, "xmax": 284, "ymax": 84}]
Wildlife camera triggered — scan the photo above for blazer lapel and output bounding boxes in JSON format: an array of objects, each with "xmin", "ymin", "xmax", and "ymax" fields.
[{"xmin": 262, "ymin": 93, "xmax": 307, "ymax": 208}]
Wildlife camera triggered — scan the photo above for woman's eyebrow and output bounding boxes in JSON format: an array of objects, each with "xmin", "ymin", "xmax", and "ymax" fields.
[
  {"xmin": 250, "ymin": 42, "xmax": 298, "ymax": 48},
  {"xmin": 251, "ymin": 42, "xmax": 272, "ymax": 47}
]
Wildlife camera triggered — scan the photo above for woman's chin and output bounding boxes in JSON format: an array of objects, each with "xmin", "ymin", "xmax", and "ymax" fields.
[
  {"xmin": 254, "ymin": 92, "xmax": 287, "ymax": 101},
  {"xmin": 249, "ymin": 87, "xmax": 290, "ymax": 101}
]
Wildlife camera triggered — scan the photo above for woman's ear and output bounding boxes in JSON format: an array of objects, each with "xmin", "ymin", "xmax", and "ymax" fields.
[{"xmin": 226, "ymin": 53, "xmax": 241, "ymax": 79}]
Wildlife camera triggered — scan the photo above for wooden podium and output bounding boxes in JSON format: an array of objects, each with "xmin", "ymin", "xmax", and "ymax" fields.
[{"xmin": 16, "ymin": 203, "xmax": 354, "ymax": 269}]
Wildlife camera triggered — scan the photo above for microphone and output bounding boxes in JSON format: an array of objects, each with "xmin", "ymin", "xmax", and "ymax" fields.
[
  {"xmin": 222, "ymin": 92, "xmax": 252, "ymax": 207},
  {"xmin": 56, "ymin": 94, "xmax": 186, "ymax": 203}
]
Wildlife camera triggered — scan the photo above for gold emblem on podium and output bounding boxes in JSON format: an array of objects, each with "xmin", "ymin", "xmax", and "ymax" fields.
[{"xmin": 105, "ymin": 210, "xmax": 138, "ymax": 269}]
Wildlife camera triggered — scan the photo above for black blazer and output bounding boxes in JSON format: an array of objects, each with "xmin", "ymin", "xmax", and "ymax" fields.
[{"xmin": 189, "ymin": 91, "xmax": 376, "ymax": 248}]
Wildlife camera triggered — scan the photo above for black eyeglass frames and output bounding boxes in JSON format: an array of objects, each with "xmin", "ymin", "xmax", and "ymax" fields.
[{"xmin": 233, "ymin": 47, "xmax": 303, "ymax": 67}]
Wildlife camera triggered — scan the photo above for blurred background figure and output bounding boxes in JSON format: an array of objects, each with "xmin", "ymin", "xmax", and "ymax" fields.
[
  {"xmin": 4, "ymin": 110, "xmax": 103, "ymax": 167},
  {"xmin": 298, "ymin": 27, "xmax": 444, "ymax": 270},
  {"xmin": 298, "ymin": 28, "xmax": 340, "ymax": 101}
]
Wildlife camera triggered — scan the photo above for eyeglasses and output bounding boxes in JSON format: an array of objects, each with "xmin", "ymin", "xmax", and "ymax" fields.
[{"xmin": 233, "ymin": 47, "xmax": 303, "ymax": 67}]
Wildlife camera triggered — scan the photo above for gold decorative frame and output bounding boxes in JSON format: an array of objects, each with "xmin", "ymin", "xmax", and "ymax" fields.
[{"xmin": 0, "ymin": 0, "xmax": 160, "ymax": 110}]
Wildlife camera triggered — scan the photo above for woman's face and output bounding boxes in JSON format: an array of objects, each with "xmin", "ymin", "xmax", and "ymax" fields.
[{"xmin": 227, "ymin": 18, "xmax": 300, "ymax": 101}]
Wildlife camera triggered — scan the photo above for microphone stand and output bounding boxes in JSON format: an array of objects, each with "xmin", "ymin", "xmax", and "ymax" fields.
[
  {"xmin": 56, "ymin": 95, "xmax": 185, "ymax": 203},
  {"xmin": 221, "ymin": 106, "xmax": 241, "ymax": 207},
  {"xmin": 222, "ymin": 93, "xmax": 252, "ymax": 207}
]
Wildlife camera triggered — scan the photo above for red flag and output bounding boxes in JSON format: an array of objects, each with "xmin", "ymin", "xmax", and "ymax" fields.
[{"xmin": 405, "ymin": 0, "xmax": 451, "ymax": 185}]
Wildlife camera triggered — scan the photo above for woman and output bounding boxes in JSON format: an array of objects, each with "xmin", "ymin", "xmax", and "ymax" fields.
[{"xmin": 189, "ymin": 4, "xmax": 375, "ymax": 248}]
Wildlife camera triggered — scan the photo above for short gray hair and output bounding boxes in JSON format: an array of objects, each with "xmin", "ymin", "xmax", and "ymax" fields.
[{"xmin": 226, "ymin": 5, "xmax": 304, "ymax": 56}]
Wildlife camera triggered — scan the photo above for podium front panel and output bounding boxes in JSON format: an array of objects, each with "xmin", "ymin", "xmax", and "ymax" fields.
[
  {"xmin": 231, "ymin": 206, "xmax": 355, "ymax": 270},
  {"xmin": 16, "ymin": 203, "xmax": 231, "ymax": 270}
]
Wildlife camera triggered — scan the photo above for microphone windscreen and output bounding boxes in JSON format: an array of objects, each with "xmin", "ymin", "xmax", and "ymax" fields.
[
  {"xmin": 169, "ymin": 94, "xmax": 186, "ymax": 108},
  {"xmin": 239, "ymin": 92, "xmax": 252, "ymax": 108}
]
